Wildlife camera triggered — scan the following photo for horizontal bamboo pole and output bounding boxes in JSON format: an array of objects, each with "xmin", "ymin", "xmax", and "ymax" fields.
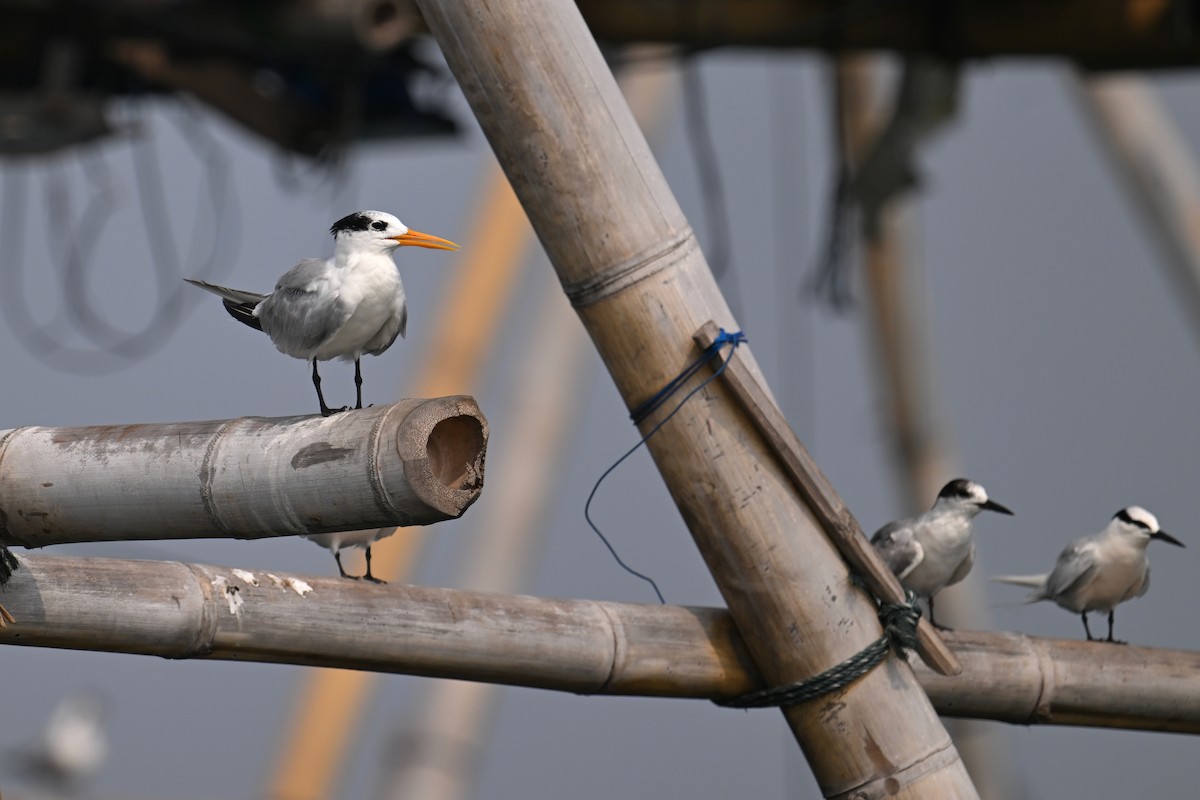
[
  {"xmin": 0, "ymin": 398, "xmax": 487, "ymax": 547},
  {"xmin": 2, "ymin": 554, "xmax": 1196, "ymax": 734}
]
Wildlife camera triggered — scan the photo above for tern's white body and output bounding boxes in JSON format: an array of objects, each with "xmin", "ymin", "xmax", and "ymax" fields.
[
  {"xmin": 871, "ymin": 478, "xmax": 1013, "ymax": 625},
  {"xmin": 304, "ymin": 529, "xmax": 391, "ymax": 557},
  {"xmin": 994, "ymin": 506, "xmax": 1183, "ymax": 641},
  {"xmin": 186, "ymin": 210, "xmax": 458, "ymax": 420},
  {"xmin": 256, "ymin": 238, "xmax": 409, "ymax": 364}
]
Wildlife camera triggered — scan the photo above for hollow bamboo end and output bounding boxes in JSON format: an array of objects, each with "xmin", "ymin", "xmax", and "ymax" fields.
[{"xmin": 396, "ymin": 396, "xmax": 489, "ymax": 519}]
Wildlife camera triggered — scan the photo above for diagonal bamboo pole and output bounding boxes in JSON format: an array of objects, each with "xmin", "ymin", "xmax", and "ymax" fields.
[
  {"xmin": 4, "ymin": 554, "xmax": 1198, "ymax": 735},
  {"xmin": 414, "ymin": 1, "xmax": 979, "ymax": 796},
  {"xmin": 264, "ymin": 164, "xmax": 534, "ymax": 800}
]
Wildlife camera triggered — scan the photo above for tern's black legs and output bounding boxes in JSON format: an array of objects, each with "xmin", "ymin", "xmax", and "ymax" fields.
[
  {"xmin": 927, "ymin": 595, "xmax": 950, "ymax": 630},
  {"xmin": 313, "ymin": 360, "xmax": 334, "ymax": 416},
  {"xmin": 332, "ymin": 547, "xmax": 386, "ymax": 583},
  {"xmin": 363, "ymin": 546, "xmax": 385, "ymax": 584},
  {"xmin": 354, "ymin": 359, "xmax": 364, "ymax": 410},
  {"xmin": 1082, "ymin": 610, "xmax": 1125, "ymax": 644},
  {"xmin": 1105, "ymin": 610, "xmax": 1125, "ymax": 644},
  {"xmin": 312, "ymin": 359, "xmax": 363, "ymax": 416},
  {"xmin": 312, "ymin": 360, "xmax": 349, "ymax": 417}
]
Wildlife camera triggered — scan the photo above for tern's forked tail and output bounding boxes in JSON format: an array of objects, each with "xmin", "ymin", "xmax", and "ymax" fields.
[{"xmin": 185, "ymin": 278, "xmax": 266, "ymax": 332}]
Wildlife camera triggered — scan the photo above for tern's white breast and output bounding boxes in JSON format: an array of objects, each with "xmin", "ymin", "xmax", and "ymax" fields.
[{"xmin": 313, "ymin": 256, "xmax": 405, "ymax": 361}]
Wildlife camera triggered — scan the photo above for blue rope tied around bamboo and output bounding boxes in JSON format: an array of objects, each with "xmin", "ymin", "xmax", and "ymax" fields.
[
  {"xmin": 715, "ymin": 590, "xmax": 922, "ymax": 709},
  {"xmin": 629, "ymin": 328, "xmax": 747, "ymax": 426},
  {"xmin": 585, "ymin": 329, "xmax": 747, "ymax": 604}
]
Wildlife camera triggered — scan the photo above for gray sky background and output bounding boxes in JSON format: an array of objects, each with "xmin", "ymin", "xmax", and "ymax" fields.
[{"xmin": 1, "ymin": 42, "xmax": 1197, "ymax": 798}]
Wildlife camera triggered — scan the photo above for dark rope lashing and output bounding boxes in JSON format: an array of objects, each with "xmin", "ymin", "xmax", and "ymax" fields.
[{"xmin": 715, "ymin": 591, "xmax": 921, "ymax": 709}]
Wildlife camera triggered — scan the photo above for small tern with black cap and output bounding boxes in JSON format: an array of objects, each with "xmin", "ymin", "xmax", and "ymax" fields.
[
  {"xmin": 993, "ymin": 505, "xmax": 1183, "ymax": 643},
  {"xmin": 187, "ymin": 210, "xmax": 458, "ymax": 416},
  {"xmin": 872, "ymin": 478, "xmax": 1014, "ymax": 628}
]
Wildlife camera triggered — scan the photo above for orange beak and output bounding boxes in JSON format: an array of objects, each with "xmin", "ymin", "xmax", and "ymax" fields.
[{"xmin": 391, "ymin": 229, "xmax": 460, "ymax": 251}]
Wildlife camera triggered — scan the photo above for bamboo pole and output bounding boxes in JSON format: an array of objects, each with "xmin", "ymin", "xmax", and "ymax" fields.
[
  {"xmin": 571, "ymin": 0, "xmax": 1200, "ymax": 70},
  {"xmin": 413, "ymin": 2, "xmax": 978, "ymax": 796},
  {"xmin": 1070, "ymin": 71, "xmax": 1200, "ymax": 349},
  {"xmin": 833, "ymin": 57, "xmax": 1022, "ymax": 800},
  {"xmin": 3, "ymin": 554, "xmax": 1197, "ymax": 735},
  {"xmin": 264, "ymin": 164, "xmax": 535, "ymax": 800},
  {"xmin": 0, "ymin": 398, "xmax": 486, "ymax": 548}
]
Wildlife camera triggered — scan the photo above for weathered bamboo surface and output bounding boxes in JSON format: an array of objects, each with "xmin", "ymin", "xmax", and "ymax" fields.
[
  {"xmin": 4, "ymin": 555, "xmax": 1196, "ymax": 734},
  {"xmin": 0, "ymin": 555, "xmax": 758, "ymax": 697},
  {"xmin": 416, "ymin": 1, "xmax": 978, "ymax": 795},
  {"xmin": 0, "ymin": 398, "xmax": 487, "ymax": 547}
]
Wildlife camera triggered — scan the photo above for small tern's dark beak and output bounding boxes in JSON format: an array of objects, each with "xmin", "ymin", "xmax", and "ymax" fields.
[
  {"xmin": 1151, "ymin": 530, "xmax": 1185, "ymax": 547},
  {"xmin": 392, "ymin": 228, "xmax": 460, "ymax": 251},
  {"xmin": 982, "ymin": 499, "xmax": 1014, "ymax": 516}
]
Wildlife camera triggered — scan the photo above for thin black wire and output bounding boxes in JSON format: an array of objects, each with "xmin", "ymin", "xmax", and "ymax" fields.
[{"xmin": 584, "ymin": 346, "xmax": 739, "ymax": 605}]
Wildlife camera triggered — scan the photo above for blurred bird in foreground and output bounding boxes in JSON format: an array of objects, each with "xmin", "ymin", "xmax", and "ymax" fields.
[
  {"xmin": 4, "ymin": 692, "xmax": 107, "ymax": 793},
  {"xmin": 872, "ymin": 478, "xmax": 1014, "ymax": 628},
  {"xmin": 994, "ymin": 506, "xmax": 1183, "ymax": 643},
  {"xmin": 187, "ymin": 210, "xmax": 458, "ymax": 416}
]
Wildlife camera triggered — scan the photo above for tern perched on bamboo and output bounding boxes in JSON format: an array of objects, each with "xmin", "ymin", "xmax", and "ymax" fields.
[
  {"xmin": 187, "ymin": 210, "xmax": 458, "ymax": 416},
  {"xmin": 871, "ymin": 478, "xmax": 1014, "ymax": 628},
  {"xmin": 994, "ymin": 506, "xmax": 1183, "ymax": 643}
]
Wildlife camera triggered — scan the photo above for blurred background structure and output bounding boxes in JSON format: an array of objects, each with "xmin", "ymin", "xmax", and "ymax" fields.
[{"xmin": 0, "ymin": 1, "xmax": 1198, "ymax": 797}]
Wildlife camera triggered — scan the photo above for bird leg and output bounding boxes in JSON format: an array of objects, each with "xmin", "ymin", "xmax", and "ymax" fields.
[
  {"xmin": 1105, "ymin": 610, "xmax": 1126, "ymax": 644},
  {"xmin": 1081, "ymin": 612, "xmax": 1095, "ymax": 641},
  {"xmin": 312, "ymin": 361, "xmax": 347, "ymax": 417},
  {"xmin": 332, "ymin": 547, "xmax": 386, "ymax": 583},
  {"xmin": 363, "ymin": 546, "xmax": 386, "ymax": 584},
  {"xmin": 926, "ymin": 595, "xmax": 950, "ymax": 630},
  {"xmin": 354, "ymin": 359, "xmax": 364, "ymax": 410}
]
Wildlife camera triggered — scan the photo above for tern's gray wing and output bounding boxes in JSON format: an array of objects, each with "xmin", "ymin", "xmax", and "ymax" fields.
[
  {"xmin": 256, "ymin": 259, "xmax": 350, "ymax": 357},
  {"xmin": 1136, "ymin": 564, "xmax": 1151, "ymax": 599},
  {"xmin": 1042, "ymin": 537, "xmax": 1100, "ymax": 601},
  {"xmin": 871, "ymin": 521, "xmax": 923, "ymax": 581}
]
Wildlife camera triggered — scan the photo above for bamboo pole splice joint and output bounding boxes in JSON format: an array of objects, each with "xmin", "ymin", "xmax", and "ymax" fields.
[{"xmin": 693, "ymin": 320, "xmax": 961, "ymax": 677}]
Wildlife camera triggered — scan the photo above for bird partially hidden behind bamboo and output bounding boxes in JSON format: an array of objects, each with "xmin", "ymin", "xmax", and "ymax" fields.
[
  {"xmin": 0, "ymin": 544, "xmax": 17, "ymax": 625},
  {"xmin": 871, "ymin": 478, "xmax": 1014, "ymax": 628},
  {"xmin": 186, "ymin": 210, "xmax": 459, "ymax": 417},
  {"xmin": 303, "ymin": 529, "xmax": 393, "ymax": 583},
  {"xmin": 993, "ymin": 506, "xmax": 1183, "ymax": 643}
]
